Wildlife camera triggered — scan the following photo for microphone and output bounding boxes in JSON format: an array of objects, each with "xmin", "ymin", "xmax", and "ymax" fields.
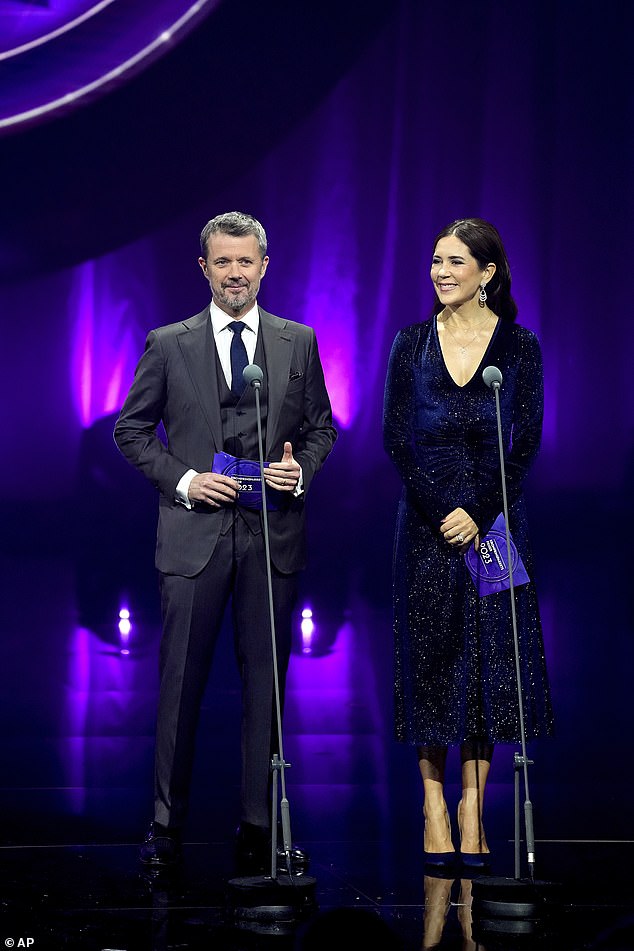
[
  {"xmin": 243, "ymin": 363, "xmax": 263, "ymax": 388},
  {"xmin": 482, "ymin": 365, "xmax": 503, "ymax": 390}
]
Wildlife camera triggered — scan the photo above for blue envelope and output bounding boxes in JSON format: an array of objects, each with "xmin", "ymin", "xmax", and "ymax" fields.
[
  {"xmin": 464, "ymin": 514, "xmax": 529, "ymax": 597},
  {"xmin": 211, "ymin": 451, "xmax": 280, "ymax": 511}
]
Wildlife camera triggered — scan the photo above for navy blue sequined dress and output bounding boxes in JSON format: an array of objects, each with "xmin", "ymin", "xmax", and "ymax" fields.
[{"xmin": 383, "ymin": 316, "xmax": 554, "ymax": 746}]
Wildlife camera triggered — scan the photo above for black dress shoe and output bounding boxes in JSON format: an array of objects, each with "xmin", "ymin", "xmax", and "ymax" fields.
[
  {"xmin": 235, "ymin": 822, "xmax": 310, "ymax": 876},
  {"xmin": 139, "ymin": 822, "xmax": 182, "ymax": 867}
]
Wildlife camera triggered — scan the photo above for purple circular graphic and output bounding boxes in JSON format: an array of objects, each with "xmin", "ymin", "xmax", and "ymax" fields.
[
  {"xmin": 463, "ymin": 515, "xmax": 530, "ymax": 597},
  {"xmin": 464, "ymin": 528, "xmax": 519, "ymax": 583},
  {"xmin": 0, "ymin": 1, "xmax": 220, "ymax": 135}
]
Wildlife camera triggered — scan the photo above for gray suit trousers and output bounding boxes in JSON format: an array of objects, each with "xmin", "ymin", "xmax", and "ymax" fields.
[{"xmin": 154, "ymin": 513, "xmax": 298, "ymax": 830}]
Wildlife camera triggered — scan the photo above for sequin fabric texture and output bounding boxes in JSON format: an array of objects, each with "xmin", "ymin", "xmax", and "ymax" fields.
[{"xmin": 383, "ymin": 316, "xmax": 554, "ymax": 745}]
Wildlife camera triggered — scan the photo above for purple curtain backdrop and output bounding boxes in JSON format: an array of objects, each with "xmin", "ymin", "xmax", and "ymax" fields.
[{"xmin": 2, "ymin": 0, "xmax": 633, "ymax": 832}]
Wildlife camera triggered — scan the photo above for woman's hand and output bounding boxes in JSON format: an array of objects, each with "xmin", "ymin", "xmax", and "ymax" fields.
[{"xmin": 440, "ymin": 508, "xmax": 479, "ymax": 554}]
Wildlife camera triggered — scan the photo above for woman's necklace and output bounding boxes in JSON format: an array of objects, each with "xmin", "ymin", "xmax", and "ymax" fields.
[{"xmin": 441, "ymin": 312, "xmax": 493, "ymax": 356}]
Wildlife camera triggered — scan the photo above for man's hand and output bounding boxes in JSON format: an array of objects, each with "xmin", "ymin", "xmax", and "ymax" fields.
[
  {"xmin": 440, "ymin": 507, "xmax": 479, "ymax": 553},
  {"xmin": 188, "ymin": 472, "xmax": 239, "ymax": 508},
  {"xmin": 264, "ymin": 441, "xmax": 301, "ymax": 492}
]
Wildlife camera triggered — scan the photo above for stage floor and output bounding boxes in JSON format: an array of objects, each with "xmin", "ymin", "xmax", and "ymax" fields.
[
  {"xmin": 1, "ymin": 838, "xmax": 632, "ymax": 949},
  {"xmin": 1, "ymin": 550, "xmax": 632, "ymax": 949}
]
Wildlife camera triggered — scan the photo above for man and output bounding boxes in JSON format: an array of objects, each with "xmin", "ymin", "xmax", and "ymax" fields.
[{"xmin": 114, "ymin": 211, "xmax": 337, "ymax": 872}]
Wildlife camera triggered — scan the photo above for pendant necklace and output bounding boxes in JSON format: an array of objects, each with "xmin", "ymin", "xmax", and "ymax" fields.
[{"xmin": 442, "ymin": 313, "xmax": 492, "ymax": 356}]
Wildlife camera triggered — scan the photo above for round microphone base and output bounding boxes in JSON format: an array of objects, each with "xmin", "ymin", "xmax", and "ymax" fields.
[
  {"xmin": 226, "ymin": 872, "xmax": 317, "ymax": 930},
  {"xmin": 471, "ymin": 876, "xmax": 564, "ymax": 937}
]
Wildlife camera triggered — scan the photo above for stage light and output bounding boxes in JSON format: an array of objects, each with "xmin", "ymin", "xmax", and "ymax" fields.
[
  {"xmin": 300, "ymin": 607, "xmax": 315, "ymax": 654},
  {"xmin": 118, "ymin": 607, "xmax": 131, "ymax": 653}
]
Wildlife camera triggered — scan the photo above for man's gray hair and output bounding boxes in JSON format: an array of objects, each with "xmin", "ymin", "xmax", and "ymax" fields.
[{"xmin": 200, "ymin": 211, "xmax": 267, "ymax": 259}]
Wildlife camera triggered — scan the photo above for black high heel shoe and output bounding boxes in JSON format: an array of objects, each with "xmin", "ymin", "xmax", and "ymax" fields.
[
  {"xmin": 424, "ymin": 850, "xmax": 458, "ymax": 869},
  {"xmin": 460, "ymin": 850, "xmax": 492, "ymax": 869},
  {"xmin": 457, "ymin": 800, "xmax": 492, "ymax": 869},
  {"xmin": 424, "ymin": 805, "xmax": 457, "ymax": 869}
]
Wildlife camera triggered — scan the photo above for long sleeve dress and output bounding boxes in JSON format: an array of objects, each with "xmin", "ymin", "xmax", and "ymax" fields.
[{"xmin": 383, "ymin": 315, "xmax": 554, "ymax": 746}]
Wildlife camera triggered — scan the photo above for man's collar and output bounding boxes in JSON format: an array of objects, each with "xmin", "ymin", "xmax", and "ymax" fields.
[{"xmin": 210, "ymin": 299, "xmax": 259, "ymax": 333}]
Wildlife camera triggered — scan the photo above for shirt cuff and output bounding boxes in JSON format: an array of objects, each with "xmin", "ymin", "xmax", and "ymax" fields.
[
  {"xmin": 293, "ymin": 466, "xmax": 304, "ymax": 497},
  {"xmin": 175, "ymin": 469, "xmax": 198, "ymax": 509}
]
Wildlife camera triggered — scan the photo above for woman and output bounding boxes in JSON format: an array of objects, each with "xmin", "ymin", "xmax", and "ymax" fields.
[{"xmin": 383, "ymin": 218, "xmax": 553, "ymax": 867}]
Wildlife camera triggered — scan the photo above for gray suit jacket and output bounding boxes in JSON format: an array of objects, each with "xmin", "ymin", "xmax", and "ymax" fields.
[{"xmin": 114, "ymin": 306, "xmax": 337, "ymax": 576}]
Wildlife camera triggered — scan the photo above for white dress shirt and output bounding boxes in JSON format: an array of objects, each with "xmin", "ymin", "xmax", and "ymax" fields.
[{"xmin": 210, "ymin": 298, "xmax": 259, "ymax": 388}]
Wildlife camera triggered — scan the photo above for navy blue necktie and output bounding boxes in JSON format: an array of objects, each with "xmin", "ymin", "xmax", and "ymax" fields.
[{"xmin": 228, "ymin": 321, "xmax": 248, "ymax": 396}]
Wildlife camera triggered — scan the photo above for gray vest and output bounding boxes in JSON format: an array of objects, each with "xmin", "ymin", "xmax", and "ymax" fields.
[{"xmin": 216, "ymin": 330, "xmax": 268, "ymax": 534}]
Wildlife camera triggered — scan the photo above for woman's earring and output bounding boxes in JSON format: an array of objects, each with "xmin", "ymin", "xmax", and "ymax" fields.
[{"xmin": 479, "ymin": 283, "xmax": 487, "ymax": 307}]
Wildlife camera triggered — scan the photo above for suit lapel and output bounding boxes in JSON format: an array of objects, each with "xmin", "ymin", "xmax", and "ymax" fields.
[
  {"xmin": 259, "ymin": 308, "xmax": 293, "ymax": 456},
  {"xmin": 178, "ymin": 308, "xmax": 224, "ymax": 451},
  {"xmin": 176, "ymin": 306, "xmax": 294, "ymax": 458}
]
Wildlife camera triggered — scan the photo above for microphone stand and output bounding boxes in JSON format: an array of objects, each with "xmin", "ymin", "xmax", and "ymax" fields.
[
  {"xmin": 250, "ymin": 368, "xmax": 293, "ymax": 881},
  {"xmin": 226, "ymin": 364, "xmax": 316, "ymax": 923},
  {"xmin": 487, "ymin": 368, "xmax": 535, "ymax": 882},
  {"xmin": 471, "ymin": 367, "xmax": 561, "ymax": 935}
]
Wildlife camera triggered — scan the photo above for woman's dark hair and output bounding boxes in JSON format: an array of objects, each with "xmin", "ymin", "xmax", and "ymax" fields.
[{"xmin": 431, "ymin": 217, "xmax": 518, "ymax": 322}]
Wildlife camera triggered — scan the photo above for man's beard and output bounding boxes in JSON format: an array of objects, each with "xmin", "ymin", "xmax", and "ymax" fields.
[{"xmin": 218, "ymin": 283, "xmax": 256, "ymax": 313}]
